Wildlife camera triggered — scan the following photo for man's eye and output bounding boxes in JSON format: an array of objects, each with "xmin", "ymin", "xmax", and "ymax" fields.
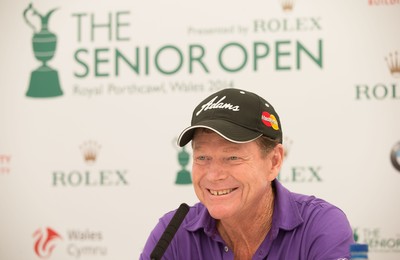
[
  {"xmin": 228, "ymin": 156, "xmax": 239, "ymax": 161},
  {"xmin": 196, "ymin": 156, "xmax": 209, "ymax": 161}
]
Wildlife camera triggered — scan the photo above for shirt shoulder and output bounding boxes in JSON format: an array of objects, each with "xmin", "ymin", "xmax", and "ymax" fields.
[
  {"xmin": 270, "ymin": 181, "xmax": 354, "ymax": 259},
  {"xmin": 140, "ymin": 203, "xmax": 223, "ymax": 259}
]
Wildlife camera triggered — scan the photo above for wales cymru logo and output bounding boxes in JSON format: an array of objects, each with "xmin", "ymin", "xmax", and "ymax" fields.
[
  {"xmin": 33, "ymin": 227, "xmax": 62, "ymax": 258},
  {"xmin": 23, "ymin": 3, "xmax": 63, "ymax": 98}
]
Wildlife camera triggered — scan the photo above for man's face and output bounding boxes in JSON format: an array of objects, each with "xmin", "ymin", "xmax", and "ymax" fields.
[{"xmin": 191, "ymin": 130, "xmax": 281, "ymax": 221}]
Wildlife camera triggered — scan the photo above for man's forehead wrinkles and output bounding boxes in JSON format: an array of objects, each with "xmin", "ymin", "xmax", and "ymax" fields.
[{"xmin": 194, "ymin": 144, "xmax": 246, "ymax": 154}]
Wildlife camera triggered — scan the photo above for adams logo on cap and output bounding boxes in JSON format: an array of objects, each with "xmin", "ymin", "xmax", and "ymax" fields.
[
  {"xmin": 196, "ymin": 96, "xmax": 240, "ymax": 116},
  {"xmin": 262, "ymin": 112, "xmax": 279, "ymax": 130}
]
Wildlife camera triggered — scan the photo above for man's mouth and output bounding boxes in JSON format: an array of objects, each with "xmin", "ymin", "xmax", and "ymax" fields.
[{"xmin": 208, "ymin": 188, "xmax": 237, "ymax": 196}]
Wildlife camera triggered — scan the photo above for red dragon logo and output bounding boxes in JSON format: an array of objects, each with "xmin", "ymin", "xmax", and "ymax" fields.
[{"xmin": 33, "ymin": 227, "xmax": 62, "ymax": 258}]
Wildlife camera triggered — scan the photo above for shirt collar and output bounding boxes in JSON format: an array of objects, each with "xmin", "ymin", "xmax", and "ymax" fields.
[
  {"xmin": 182, "ymin": 180, "xmax": 304, "ymax": 235},
  {"xmin": 272, "ymin": 179, "xmax": 304, "ymax": 231},
  {"xmin": 183, "ymin": 203, "xmax": 217, "ymax": 237}
]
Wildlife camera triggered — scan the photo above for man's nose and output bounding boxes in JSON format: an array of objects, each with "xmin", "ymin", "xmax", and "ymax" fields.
[{"xmin": 206, "ymin": 160, "xmax": 228, "ymax": 181}]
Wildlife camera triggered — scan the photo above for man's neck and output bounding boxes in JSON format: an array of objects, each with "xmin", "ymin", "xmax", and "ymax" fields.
[{"xmin": 216, "ymin": 185, "xmax": 275, "ymax": 259}]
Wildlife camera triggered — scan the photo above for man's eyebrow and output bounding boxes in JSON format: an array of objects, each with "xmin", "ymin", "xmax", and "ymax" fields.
[{"xmin": 193, "ymin": 144, "xmax": 241, "ymax": 152}]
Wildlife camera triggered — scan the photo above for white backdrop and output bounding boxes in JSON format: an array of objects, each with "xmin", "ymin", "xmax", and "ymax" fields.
[{"xmin": 1, "ymin": 0, "xmax": 400, "ymax": 259}]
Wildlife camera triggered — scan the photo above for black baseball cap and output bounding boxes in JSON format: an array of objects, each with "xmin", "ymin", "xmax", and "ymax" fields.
[{"xmin": 177, "ymin": 88, "xmax": 282, "ymax": 146}]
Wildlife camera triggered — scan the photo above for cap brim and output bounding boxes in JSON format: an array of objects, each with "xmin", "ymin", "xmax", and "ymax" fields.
[{"xmin": 177, "ymin": 120, "xmax": 262, "ymax": 147}]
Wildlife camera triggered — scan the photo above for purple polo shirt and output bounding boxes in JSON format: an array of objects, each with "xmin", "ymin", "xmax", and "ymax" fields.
[{"xmin": 140, "ymin": 180, "xmax": 354, "ymax": 259}]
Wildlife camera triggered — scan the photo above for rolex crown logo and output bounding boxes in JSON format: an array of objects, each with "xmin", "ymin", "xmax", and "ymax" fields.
[
  {"xmin": 80, "ymin": 141, "xmax": 101, "ymax": 164},
  {"xmin": 385, "ymin": 51, "xmax": 400, "ymax": 78},
  {"xmin": 281, "ymin": 0, "xmax": 295, "ymax": 11}
]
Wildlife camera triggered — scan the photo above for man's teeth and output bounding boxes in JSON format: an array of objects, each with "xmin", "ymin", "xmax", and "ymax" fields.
[{"xmin": 210, "ymin": 189, "xmax": 234, "ymax": 196}]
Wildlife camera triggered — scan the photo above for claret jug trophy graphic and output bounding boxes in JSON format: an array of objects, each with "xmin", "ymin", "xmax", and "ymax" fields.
[
  {"xmin": 23, "ymin": 3, "xmax": 63, "ymax": 98},
  {"xmin": 176, "ymin": 146, "xmax": 192, "ymax": 184}
]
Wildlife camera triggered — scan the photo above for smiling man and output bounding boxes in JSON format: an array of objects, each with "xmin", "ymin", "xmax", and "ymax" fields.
[{"xmin": 140, "ymin": 88, "xmax": 354, "ymax": 260}]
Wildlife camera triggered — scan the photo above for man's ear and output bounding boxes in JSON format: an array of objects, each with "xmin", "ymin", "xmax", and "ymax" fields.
[{"xmin": 267, "ymin": 144, "xmax": 284, "ymax": 181}]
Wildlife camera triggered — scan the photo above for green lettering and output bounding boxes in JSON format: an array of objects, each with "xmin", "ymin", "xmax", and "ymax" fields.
[
  {"xmin": 95, "ymin": 48, "xmax": 110, "ymax": 77},
  {"xmin": 275, "ymin": 40, "xmax": 291, "ymax": 70},
  {"xmin": 74, "ymin": 48, "xmax": 90, "ymax": 78},
  {"xmin": 356, "ymin": 85, "xmax": 370, "ymax": 100},
  {"xmin": 189, "ymin": 44, "xmax": 209, "ymax": 73},
  {"xmin": 115, "ymin": 48, "xmax": 139, "ymax": 76},
  {"xmin": 218, "ymin": 42, "xmax": 247, "ymax": 72},
  {"xmin": 116, "ymin": 11, "xmax": 130, "ymax": 41},
  {"xmin": 155, "ymin": 45, "xmax": 183, "ymax": 75},
  {"xmin": 253, "ymin": 42, "xmax": 270, "ymax": 71},
  {"xmin": 296, "ymin": 39, "xmax": 323, "ymax": 69}
]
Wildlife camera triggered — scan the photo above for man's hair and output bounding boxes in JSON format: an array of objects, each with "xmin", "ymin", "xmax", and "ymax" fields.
[
  {"xmin": 255, "ymin": 135, "xmax": 281, "ymax": 156},
  {"xmin": 193, "ymin": 128, "xmax": 281, "ymax": 156}
]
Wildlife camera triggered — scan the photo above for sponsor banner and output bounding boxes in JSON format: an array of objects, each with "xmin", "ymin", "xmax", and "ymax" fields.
[
  {"xmin": 33, "ymin": 227, "xmax": 108, "ymax": 259},
  {"xmin": 0, "ymin": 0, "xmax": 399, "ymax": 259}
]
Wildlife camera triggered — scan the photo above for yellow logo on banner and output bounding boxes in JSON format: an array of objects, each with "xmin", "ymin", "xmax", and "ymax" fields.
[
  {"xmin": 281, "ymin": 0, "xmax": 295, "ymax": 11},
  {"xmin": 80, "ymin": 140, "xmax": 101, "ymax": 165},
  {"xmin": 385, "ymin": 51, "xmax": 400, "ymax": 78}
]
